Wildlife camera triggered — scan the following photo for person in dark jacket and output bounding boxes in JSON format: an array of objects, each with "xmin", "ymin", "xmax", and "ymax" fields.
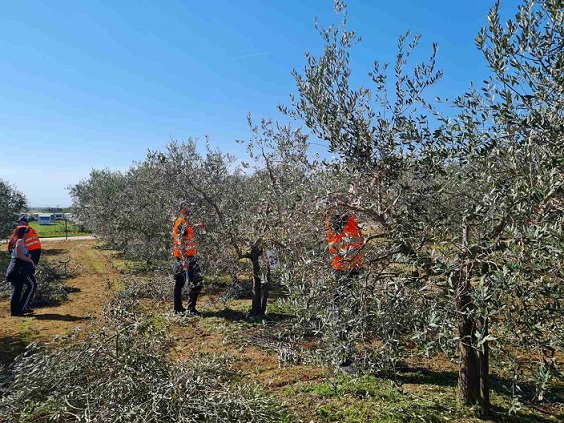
[{"xmin": 5, "ymin": 226, "xmax": 37, "ymax": 316}]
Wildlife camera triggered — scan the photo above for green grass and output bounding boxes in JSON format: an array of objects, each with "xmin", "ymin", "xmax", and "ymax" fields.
[
  {"xmin": 0, "ymin": 250, "xmax": 9, "ymax": 269},
  {"xmin": 294, "ymin": 375, "xmax": 455, "ymax": 423},
  {"xmin": 281, "ymin": 371, "xmax": 564, "ymax": 423},
  {"xmin": 28, "ymin": 220, "xmax": 90, "ymax": 238}
]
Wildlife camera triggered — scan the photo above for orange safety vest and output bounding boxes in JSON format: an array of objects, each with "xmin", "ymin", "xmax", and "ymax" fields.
[
  {"xmin": 326, "ymin": 214, "xmax": 364, "ymax": 271},
  {"xmin": 173, "ymin": 217, "xmax": 196, "ymax": 258},
  {"xmin": 24, "ymin": 227, "xmax": 42, "ymax": 251}
]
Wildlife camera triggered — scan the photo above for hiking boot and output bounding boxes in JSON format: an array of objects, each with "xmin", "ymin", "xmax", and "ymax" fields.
[
  {"xmin": 188, "ymin": 308, "xmax": 202, "ymax": 316},
  {"xmin": 174, "ymin": 308, "xmax": 187, "ymax": 314}
]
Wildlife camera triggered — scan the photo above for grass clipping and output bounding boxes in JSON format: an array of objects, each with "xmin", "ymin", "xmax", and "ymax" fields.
[{"xmin": 0, "ymin": 298, "xmax": 286, "ymax": 422}]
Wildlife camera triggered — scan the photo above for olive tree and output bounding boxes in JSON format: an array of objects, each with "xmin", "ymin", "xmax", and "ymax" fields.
[
  {"xmin": 161, "ymin": 128, "xmax": 323, "ymax": 316},
  {"xmin": 0, "ymin": 179, "xmax": 27, "ymax": 239},
  {"xmin": 283, "ymin": 0, "xmax": 562, "ymax": 414},
  {"xmin": 69, "ymin": 169, "xmax": 129, "ymax": 248},
  {"xmin": 69, "ymin": 137, "xmax": 315, "ymax": 315},
  {"xmin": 435, "ymin": 0, "xmax": 564, "ymax": 411},
  {"xmin": 242, "ymin": 116, "xmax": 329, "ymax": 315}
]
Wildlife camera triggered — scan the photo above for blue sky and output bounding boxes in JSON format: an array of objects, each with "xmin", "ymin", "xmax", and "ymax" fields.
[{"xmin": 0, "ymin": 0, "xmax": 521, "ymax": 207}]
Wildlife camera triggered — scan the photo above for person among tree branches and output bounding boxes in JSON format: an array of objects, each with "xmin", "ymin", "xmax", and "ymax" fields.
[
  {"xmin": 172, "ymin": 201, "xmax": 206, "ymax": 315},
  {"xmin": 325, "ymin": 194, "xmax": 365, "ymax": 370}
]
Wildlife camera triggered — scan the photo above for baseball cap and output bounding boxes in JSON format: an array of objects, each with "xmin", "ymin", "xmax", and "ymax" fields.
[{"xmin": 18, "ymin": 215, "xmax": 29, "ymax": 223}]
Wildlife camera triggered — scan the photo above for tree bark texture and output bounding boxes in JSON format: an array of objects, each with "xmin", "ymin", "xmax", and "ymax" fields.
[
  {"xmin": 260, "ymin": 264, "xmax": 272, "ymax": 315},
  {"xmin": 455, "ymin": 269, "xmax": 480, "ymax": 405},
  {"xmin": 479, "ymin": 316, "xmax": 491, "ymax": 417},
  {"xmin": 248, "ymin": 245, "xmax": 264, "ymax": 315}
]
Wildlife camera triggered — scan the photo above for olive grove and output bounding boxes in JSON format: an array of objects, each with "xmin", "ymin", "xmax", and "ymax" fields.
[
  {"xmin": 67, "ymin": 0, "xmax": 562, "ymax": 416},
  {"xmin": 69, "ymin": 129, "xmax": 326, "ymax": 315}
]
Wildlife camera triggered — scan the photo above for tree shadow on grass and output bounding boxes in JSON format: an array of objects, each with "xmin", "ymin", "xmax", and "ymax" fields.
[
  {"xmin": 33, "ymin": 313, "xmax": 89, "ymax": 322},
  {"xmin": 397, "ymin": 366, "xmax": 541, "ymax": 395},
  {"xmin": 41, "ymin": 249, "xmax": 67, "ymax": 257},
  {"xmin": 94, "ymin": 242, "xmax": 119, "ymax": 251},
  {"xmin": 263, "ymin": 311, "xmax": 294, "ymax": 323},
  {"xmin": 490, "ymin": 406, "xmax": 562, "ymax": 423},
  {"xmin": 395, "ymin": 367, "xmax": 562, "ymax": 423},
  {"xmin": 0, "ymin": 252, "xmax": 10, "ymax": 269},
  {"xmin": 396, "ymin": 366, "xmax": 458, "ymax": 387},
  {"xmin": 0, "ymin": 334, "xmax": 29, "ymax": 367},
  {"xmin": 203, "ymin": 308, "xmax": 293, "ymax": 324},
  {"xmin": 64, "ymin": 286, "xmax": 81, "ymax": 294},
  {"xmin": 203, "ymin": 309, "xmax": 254, "ymax": 322}
]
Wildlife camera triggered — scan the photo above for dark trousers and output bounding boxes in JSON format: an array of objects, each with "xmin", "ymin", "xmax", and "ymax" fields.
[
  {"xmin": 332, "ymin": 269, "xmax": 360, "ymax": 364},
  {"xmin": 27, "ymin": 250, "xmax": 40, "ymax": 308},
  {"xmin": 11, "ymin": 275, "xmax": 36, "ymax": 315},
  {"xmin": 23, "ymin": 274, "xmax": 38, "ymax": 309},
  {"xmin": 29, "ymin": 249, "xmax": 41, "ymax": 265},
  {"xmin": 333, "ymin": 269, "xmax": 360, "ymax": 303},
  {"xmin": 173, "ymin": 257, "xmax": 203, "ymax": 312}
]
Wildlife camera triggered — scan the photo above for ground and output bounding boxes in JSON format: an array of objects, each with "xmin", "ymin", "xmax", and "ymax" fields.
[
  {"xmin": 0, "ymin": 240, "xmax": 562, "ymax": 422},
  {"xmin": 0, "ymin": 239, "xmax": 116, "ymax": 367}
]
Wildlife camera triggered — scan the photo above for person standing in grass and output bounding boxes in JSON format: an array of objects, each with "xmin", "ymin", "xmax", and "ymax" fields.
[
  {"xmin": 172, "ymin": 201, "xmax": 206, "ymax": 315},
  {"xmin": 18, "ymin": 215, "xmax": 42, "ymax": 265},
  {"xmin": 5, "ymin": 226, "xmax": 37, "ymax": 316},
  {"xmin": 18, "ymin": 215, "xmax": 41, "ymax": 310}
]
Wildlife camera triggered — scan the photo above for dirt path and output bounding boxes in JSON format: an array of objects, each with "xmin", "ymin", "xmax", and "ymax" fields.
[
  {"xmin": 41, "ymin": 235, "xmax": 96, "ymax": 241},
  {"xmin": 0, "ymin": 240, "xmax": 120, "ymax": 366}
]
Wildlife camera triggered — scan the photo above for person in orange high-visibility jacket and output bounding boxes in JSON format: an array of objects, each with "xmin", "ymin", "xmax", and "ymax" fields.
[
  {"xmin": 326, "ymin": 213, "xmax": 365, "ymax": 272},
  {"xmin": 18, "ymin": 216, "xmax": 42, "ymax": 265},
  {"xmin": 172, "ymin": 201, "xmax": 205, "ymax": 315},
  {"xmin": 325, "ymin": 200, "xmax": 365, "ymax": 372}
]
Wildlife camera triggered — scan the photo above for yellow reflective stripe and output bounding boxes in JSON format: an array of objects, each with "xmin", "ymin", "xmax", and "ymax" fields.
[
  {"xmin": 174, "ymin": 238, "xmax": 195, "ymax": 245},
  {"xmin": 344, "ymin": 236, "xmax": 364, "ymax": 243},
  {"xmin": 176, "ymin": 238, "xmax": 196, "ymax": 245},
  {"xmin": 338, "ymin": 251, "xmax": 361, "ymax": 257},
  {"xmin": 331, "ymin": 239, "xmax": 363, "ymax": 248},
  {"xmin": 174, "ymin": 237, "xmax": 196, "ymax": 254},
  {"xmin": 25, "ymin": 235, "xmax": 41, "ymax": 248},
  {"xmin": 337, "ymin": 243, "xmax": 363, "ymax": 250}
]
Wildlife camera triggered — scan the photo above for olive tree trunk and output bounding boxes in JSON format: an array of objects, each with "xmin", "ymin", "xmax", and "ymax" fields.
[
  {"xmin": 455, "ymin": 267, "xmax": 480, "ymax": 405},
  {"xmin": 247, "ymin": 244, "xmax": 265, "ymax": 316}
]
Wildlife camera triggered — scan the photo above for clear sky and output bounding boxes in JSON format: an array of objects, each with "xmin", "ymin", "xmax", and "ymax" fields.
[{"xmin": 0, "ymin": 0, "xmax": 521, "ymax": 207}]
